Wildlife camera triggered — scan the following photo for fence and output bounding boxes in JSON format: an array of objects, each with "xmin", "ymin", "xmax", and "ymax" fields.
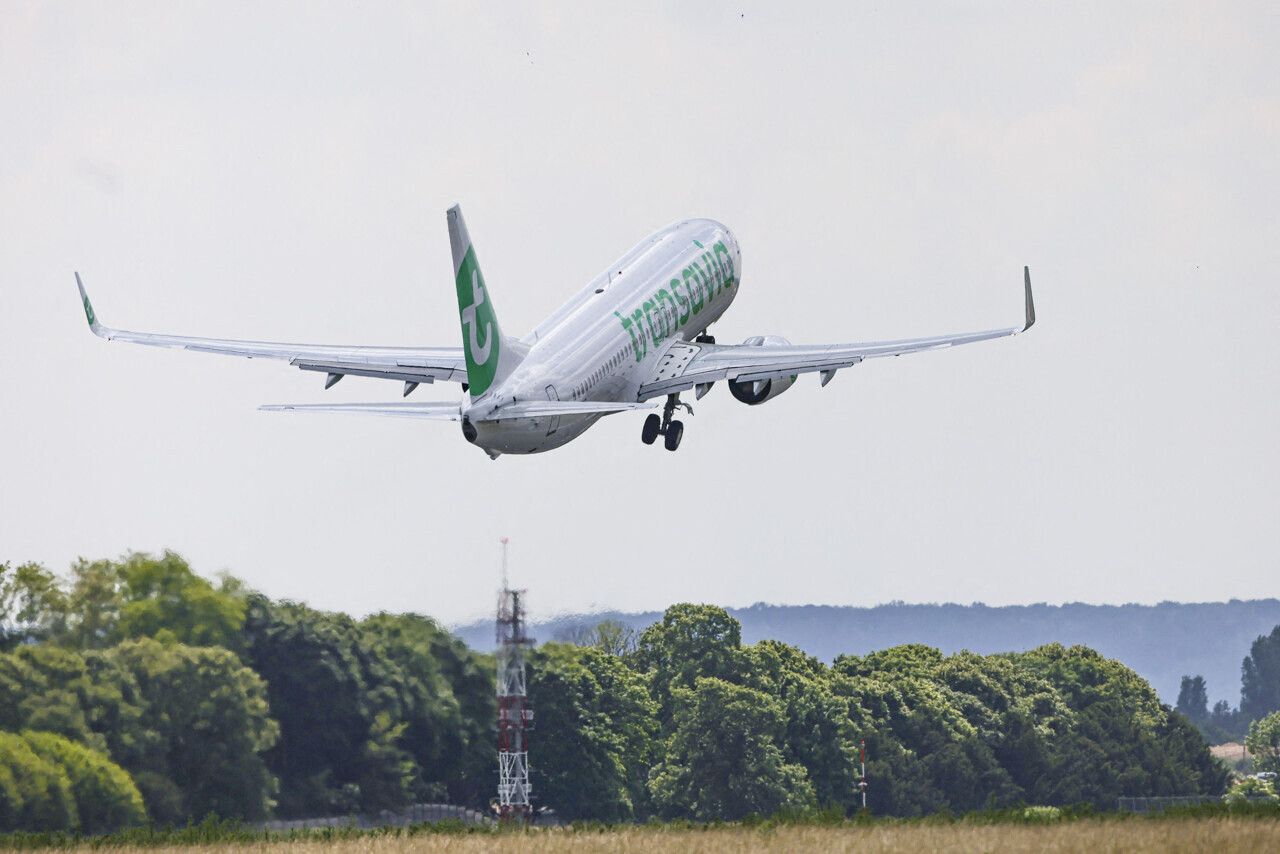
[
  {"xmin": 260, "ymin": 803, "xmax": 495, "ymax": 831},
  {"xmin": 1117, "ymin": 795, "xmax": 1272, "ymax": 813}
]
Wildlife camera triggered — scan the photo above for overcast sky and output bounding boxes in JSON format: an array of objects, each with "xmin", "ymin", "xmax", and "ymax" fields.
[{"xmin": 3, "ymin": 2, "xmax": 1277, "ymax": 629}]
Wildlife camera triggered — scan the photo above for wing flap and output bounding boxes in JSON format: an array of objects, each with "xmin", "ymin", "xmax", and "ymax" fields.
[{"xmin": 291, "ymin": 359, "xmax": 465, "ymax": 385}]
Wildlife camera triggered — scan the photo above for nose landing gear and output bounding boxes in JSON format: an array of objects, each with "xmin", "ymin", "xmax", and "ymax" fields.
[{"xmin": 641, "ymin": 394, "xmax": 692, "ymax": 451}]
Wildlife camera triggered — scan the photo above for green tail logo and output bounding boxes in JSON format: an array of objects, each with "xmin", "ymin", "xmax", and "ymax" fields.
[{"xmin": 456, "ymin": 246, "xmax": 499, "ymax": 396}]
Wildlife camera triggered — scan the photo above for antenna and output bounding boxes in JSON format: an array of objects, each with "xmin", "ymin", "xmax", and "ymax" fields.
[
  {"xmin": 495, "ymin": 537, "xmax": 532, "ymax": 825},
  {"xmin": 500, "ymin": 536, "xmax": 509, "ymax": 589}
]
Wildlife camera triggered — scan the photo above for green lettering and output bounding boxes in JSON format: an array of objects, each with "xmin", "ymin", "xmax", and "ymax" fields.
[
  {"xmin": 642, "ymin": 299, "xmax": 661, "ymax": 347},
  {"xmin": 616, "ymin": 311, "xmax": 643, "ymax": 362},
  {"xmin": 714, "ymin": 241, "xmax": 735, "ymax": 285},
  {"xmin": 690, "ymin": 260, "xmax": 712, "ymax": 300},
  {"xmin": 654, "ymin": 288, "xmax": 676, "ymax": 337},
  {"xmin": 683, "ymin": 268, "xmax": 704, "ymax": 314},
  {"xmin": 632, "ymin": 308, "xmax": 648, "ymax": 359},
  {"xmin": 670, "ymin": 278, "xmax": 691, "ymax": 325}
]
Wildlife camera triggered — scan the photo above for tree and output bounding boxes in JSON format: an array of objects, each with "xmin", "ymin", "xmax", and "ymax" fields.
[
  {"xmin": 113, "ymin": 552, "xmax": 247, "ymax": 654},
  {"xmin": 105, "ymin": 638, "xmax": 278, "ymax": 821},
  {"xmin": 0, "ymin": 562, "xmax": 67, "ymax": 650},
  {"xmin": 1176, "ymin": 675, "xmax": 1209, "ymax": 723},
  {"xmin": 360, "ymin": 612, "xmax": 494, "ymax": 806},
  {"xmin": 1241, "ymin": 625, "xmax": 1280, "ymax": 725},
  {"xmin": 1246, "ymin": 710, "xmax": 1280, "ymax": 775},
  {"xmin": 743, "ymin": 640, "xmax": 859, "ymax": 811},
  {"xmin": 648, "ymin": 677, "xmax": 813, "ymax": 820},
  {"xmin": 634, "ymin": 604, "xmax": 744, "ymax": 723},
  {"xmin": 58, "ymin": 559, "xmax": 123, "ymax": 650},
  {"xmin": 244, "ymin": 597, "xmax": 499, "ymax": 816},
  {"xmin": 526, "ymin": 642, "xmax": 657, "ymax": 820},
  {"xmin": 242, "ymin": 595, "xmax": 384, "ymax": 816},
  {"xmin": 19, "ymin": 731, "xmax": 146, "ymax": 832},
  {"xmin": 0, "ymin": 731, "xmax": 77, "ymax": 831},
  {"xmin": 6, "ymin": 553, "xmax": 248, "ymax": 654}
]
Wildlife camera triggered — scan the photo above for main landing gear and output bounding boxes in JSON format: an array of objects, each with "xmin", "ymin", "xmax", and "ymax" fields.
[{"xmin": 642, "ymin": 394, "xmax": 692, "ymax": 451}]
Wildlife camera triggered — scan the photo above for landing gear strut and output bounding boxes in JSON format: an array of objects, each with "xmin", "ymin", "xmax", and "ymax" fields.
[{"xmin": 641, "ymin": 394, "xmax": 692, "ymax": 451}]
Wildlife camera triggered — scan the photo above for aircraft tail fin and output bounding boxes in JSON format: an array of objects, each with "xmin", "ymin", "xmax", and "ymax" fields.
[{"xmin": 448, "ymin": 205, "xmax": 524, "ymax": 399}]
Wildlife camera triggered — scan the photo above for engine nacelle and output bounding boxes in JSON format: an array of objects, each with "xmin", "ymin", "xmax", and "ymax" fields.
[{"xmin": 728, "ymin": 335, "xmax": 796, "ymax": 405}]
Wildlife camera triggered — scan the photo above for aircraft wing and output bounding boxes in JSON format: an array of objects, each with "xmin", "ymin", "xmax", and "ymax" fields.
[
  {"xmin": 76, "ymin": 274, "xmax": 467, "ymax": 388},
  {"xmin": 638, "ymin": 268, "xmax": 1035, "ymax": 401}
]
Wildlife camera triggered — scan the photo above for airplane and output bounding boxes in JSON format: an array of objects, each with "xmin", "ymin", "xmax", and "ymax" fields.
[{"xmin": 76, "ymin": 205, "xmax": 1034, "ymax": 459}]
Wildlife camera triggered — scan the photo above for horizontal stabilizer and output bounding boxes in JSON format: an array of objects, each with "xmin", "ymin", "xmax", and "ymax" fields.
[{"xmin": 260, "ymin": 402, "xmax": 462, "ymax": 420}]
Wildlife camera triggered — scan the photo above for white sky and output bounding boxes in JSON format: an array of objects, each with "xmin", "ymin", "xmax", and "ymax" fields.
[{"xmin": 3, "ymin": 2, "xmax": 1278, "ymax": 628}]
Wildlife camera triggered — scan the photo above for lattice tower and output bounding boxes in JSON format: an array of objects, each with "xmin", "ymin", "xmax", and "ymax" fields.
[{"xmin": 495, "ymin": 538, "xmax": 533, "ymax": 824}]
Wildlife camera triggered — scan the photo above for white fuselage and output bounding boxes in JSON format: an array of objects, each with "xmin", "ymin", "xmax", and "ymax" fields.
[{"xmin": 462, "ymin": 219, "xmax": 741, "ymax": 455}]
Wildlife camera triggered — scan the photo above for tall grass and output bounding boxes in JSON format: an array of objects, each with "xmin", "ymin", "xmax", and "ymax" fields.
[
  {"xmin": 3, "ymin": 806, "xmax": 1279, "ymax": 854},
  {"xmin": 3, "ymin": 820, "xmax": 1280, "ymax": 854}
]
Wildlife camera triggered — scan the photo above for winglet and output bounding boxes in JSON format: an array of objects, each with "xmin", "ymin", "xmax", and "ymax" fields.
[
  {"xmin": 1022, "ymin": 266, "xmax": 1035, "ymax": 332},
  {"xmin": 75, "ymin": 273, "xmax": 105, "ymax": 335}
]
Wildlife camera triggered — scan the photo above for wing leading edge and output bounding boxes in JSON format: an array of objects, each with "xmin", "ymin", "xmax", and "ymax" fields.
[
  {"xmin": 75, "ymin": 274, "xmax": 467, "ymax": 388},
  {"xmin": 639, "ymin": 267, "xmax": 1035, "ymax": 400}
]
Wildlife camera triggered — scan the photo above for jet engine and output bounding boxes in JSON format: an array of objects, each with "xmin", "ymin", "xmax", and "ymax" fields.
[{"xmin": 728, "ymin": 335, "xmax": 796, "ymax": 405}]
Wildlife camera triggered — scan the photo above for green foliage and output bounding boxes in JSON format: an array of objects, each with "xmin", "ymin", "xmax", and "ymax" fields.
[
  {"xmin": 635, "ymin": 604, "xmax": 744, "ymax": 721},
  {"xmin": 1176, "ymin": 675, "xmax": 1208, "ymax": 722},
  {"xmin": 742, "ymin": 640, "xmax": 859, "ymax": 809},
  {"xmin": 3, "ymin": 553, "xmax": 247, "ymax": 655},
  {"xmin": 1245, "ymin": 710, "xmax": 1280, "ymax": 774},
  {"xmin": 1225, "ymin": 775, "xmax": 1276, "ymax": 799},
  {"xmin": 242, "ymin": 597, "xmax": 494, "ymax": 816},
  {"xmin": 526, "ymin": 642, "xmax": 657, "ymax": 820},
  {"xmin": 648, "ymin": 677, "xmax": 814, "ymax": 820},
  {"xmin": 18, "ymin": 731, "xmax": 145, "ymax": 832},
  {"xmin": 0, "ymin": 731, "xmax": 77, "ymax": 831},
  {"xmin": 113, "ymin": 553, "xmax": 247, "ymax": 654},
  {"xmin": 1, "ymin": 563, "xmax": 67, "ymax": 651},
  {"xmin": 1241, "ymin": 625, "xmax": 1280, "ymax": 724},
  {"xmin": 104, "ymin": 638, "xmax": 278, "ymax": 821},
  {"xmin": 0, "ymin": 645, "xmax": 146, "ymax": 762},
  {"xmin": 360, "ymin": 612, "xmax": 495, "ymax": 807},
  {"xmin": 0, "ymin": 634, "xmax": 277, "ymax": 824},
  {"xmin": 2, "ymin": 559, "xmax": 1244, "ymax": 827},
  {"xmin": 1178, "ymin": 675, "xmax": 1244, "ymax": 743},
  {"xmin": 241, "ymin": 595, "xmax": 387, "ymax": 816}
]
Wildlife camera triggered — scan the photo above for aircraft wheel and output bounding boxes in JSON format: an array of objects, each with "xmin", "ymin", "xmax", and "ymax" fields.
[
  {"xmin": 664, "ymin": 420, "xmax": 684, "ymax": 451},
  {"xmin": 696, "ymin": 334, "xmax": 715, "ymax": 345},
  {"xmin": 641, "ymin": 413, "xmax": 661, "ymax": 445}
]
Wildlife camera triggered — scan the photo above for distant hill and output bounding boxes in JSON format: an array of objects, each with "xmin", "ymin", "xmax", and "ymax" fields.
[{"xmin": 451, "ymin": 599, "xmax": 1280, "ymax": 708}]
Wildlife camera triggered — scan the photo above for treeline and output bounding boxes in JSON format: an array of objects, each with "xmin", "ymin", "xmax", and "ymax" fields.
[
  {"xmin": 458, "ymin": 600, "xmax": 1280, "ymax": 711},
  {"xmin": 1177, "ymin": 625, "xmax": 1280, "ymax": 744},
  {"xmin": 0, "ymin": 554, "xmax": 492, "ymax": 828},
  {"xmin": 529, "ymin": 606, "xmax": 1229, "ymax": 820},
  {"xmin": 1, "ymin": 554, "xmax": 1231, "ymax": 831}
]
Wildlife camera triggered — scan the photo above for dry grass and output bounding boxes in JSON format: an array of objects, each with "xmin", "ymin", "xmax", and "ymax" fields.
[{"xmin": 23, "ymin": 818, "xmax": 1280, "ymax": 854}]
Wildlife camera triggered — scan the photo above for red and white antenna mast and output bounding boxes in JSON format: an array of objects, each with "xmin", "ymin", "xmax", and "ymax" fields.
[
  {"xmin": 860, "ymin": 740, "xmax": 867, "ymax": 811},
  {"xmin": 496, "ymin": 537, "xmax": 533, "ymax": 825}
]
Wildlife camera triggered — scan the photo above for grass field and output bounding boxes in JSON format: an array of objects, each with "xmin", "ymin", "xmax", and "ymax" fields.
[{"xmin": 10, "ymin": 819, "xmax": 1280, "ymax": 854}]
